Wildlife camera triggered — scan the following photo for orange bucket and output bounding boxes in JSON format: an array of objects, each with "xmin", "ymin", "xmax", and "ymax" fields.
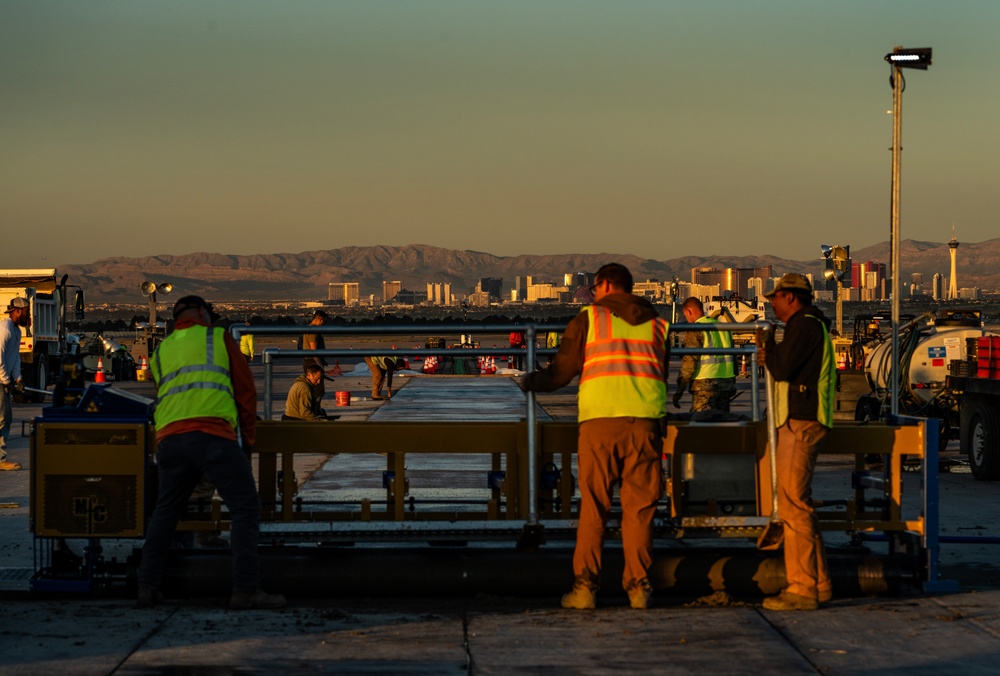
[{"xmin": 335, "ymin": 391, "xmax": 351, "ymax": 407}]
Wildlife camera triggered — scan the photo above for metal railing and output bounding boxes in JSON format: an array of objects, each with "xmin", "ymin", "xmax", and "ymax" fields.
[{"xmin": 232, "ymin": 320, "xmax": 770, "ymax": 530}]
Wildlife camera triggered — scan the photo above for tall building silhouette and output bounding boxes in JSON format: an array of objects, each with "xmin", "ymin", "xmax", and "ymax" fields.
[{"xmin": 948, "ymin": 227, "xmax": 960, "ymax": 300}]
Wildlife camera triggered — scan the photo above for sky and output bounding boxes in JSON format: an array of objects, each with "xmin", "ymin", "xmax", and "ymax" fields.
[{"xmin": 2, "ymin": 1, "xmax": 998, "ymax": 269}]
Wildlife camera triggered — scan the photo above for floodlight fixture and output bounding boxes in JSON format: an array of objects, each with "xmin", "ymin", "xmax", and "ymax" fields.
[
  {"xmin": 141, "ymin": 281, "xmax": 173, "ymax": 296},
  {"xmin": 885, "ymin": 47, "xmax": 932, "ymax": 70}
]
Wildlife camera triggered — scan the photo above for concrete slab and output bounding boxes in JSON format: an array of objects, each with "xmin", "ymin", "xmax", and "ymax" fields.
[
  {"xmin": 370, "ymin": 377, "xmax": 549, "ymax": 422},
  {"xmin": 467, "ymin": 606, "xmax": 816, "ymax": 674}
]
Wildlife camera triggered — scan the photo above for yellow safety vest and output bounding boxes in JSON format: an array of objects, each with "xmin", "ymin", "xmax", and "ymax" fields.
[
  {"xmin": 239, "ymin": 333, "xmax": 254, "ymax": 357},
  {"xmin": 694, "ymin": 316, "xmax": 735, "ymax": 380},
  {"xmin": 151, "ymin": 325, "xmax": 238, "ymax": 430},
  {"xmin": 774, "ymin": 316, "xmax": 836, "ymax": 428},
  {"xmin": 578, "ymin": 305, "xmax": 669, "ymax": 422}
]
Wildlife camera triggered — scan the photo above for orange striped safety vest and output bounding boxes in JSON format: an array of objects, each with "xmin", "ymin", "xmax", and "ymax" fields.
[{"xmin": 578, "ymin": 305, "xmax": 669, "ymax": 422}]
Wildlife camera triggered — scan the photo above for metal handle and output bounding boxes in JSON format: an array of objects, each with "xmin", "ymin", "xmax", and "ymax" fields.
[{"xmin": 764, "ymin": 368, "xmax": 779, "ymax": 521}]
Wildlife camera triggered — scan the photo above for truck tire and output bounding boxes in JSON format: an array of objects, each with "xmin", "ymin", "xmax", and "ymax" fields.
[
  {"xmin": 32, "ymin": 357, "xmax": 48, "ymax": 404},
  {"xmin": 967, "ymin": 403, "xmax": 1000, "ymax": 481}
]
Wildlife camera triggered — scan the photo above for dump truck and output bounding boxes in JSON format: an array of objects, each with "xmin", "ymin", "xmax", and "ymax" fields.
[{"xmin": 0, "ymin": 269, "xmax": 84, "ymax": 395}]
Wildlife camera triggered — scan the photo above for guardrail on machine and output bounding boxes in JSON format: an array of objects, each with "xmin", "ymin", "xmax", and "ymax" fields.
[{"xmin": 222, "ymin": 321, "xmax": 954, "ymax": 589}]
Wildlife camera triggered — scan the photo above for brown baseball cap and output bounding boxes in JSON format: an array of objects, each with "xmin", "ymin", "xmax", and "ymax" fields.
[
  {"xmin": 764, "ymin": 273, "xmax": 813, "ymax": 299},
  {"xmin": 5, "ymin": 297, "xmax": 29, "ymax": 313}
]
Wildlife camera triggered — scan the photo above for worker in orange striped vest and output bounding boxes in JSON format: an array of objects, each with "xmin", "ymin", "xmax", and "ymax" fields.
[{"xmin": 522, "ymin": 263, "xmax": 670, "ymax": 610}]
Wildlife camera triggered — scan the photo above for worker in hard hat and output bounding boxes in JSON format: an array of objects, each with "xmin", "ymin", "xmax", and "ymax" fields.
[
  {"xmin": 0, "ymin": 297, "xmax": 30, "ymax": 471},
  {"xmin": 138, "ymin": 295, "xmax": 285, "ymax": 610},
  {"xmin": 756, "ymin": 273, "xmax": 837, "ymax": 611},
  {"xmin": 522, "ymin": 263, "xmax": 670, "ymax": 610},
  {"xmin": 673, "ymin": 297, "xmax": 736, "ymax": 413},
  {"xmin": 364, "ymin": 355, "xmax": 401, "ymax": 400},
  {"xmin": 299, "ymin": 310, "xmax": 331, "ymax": 407}
]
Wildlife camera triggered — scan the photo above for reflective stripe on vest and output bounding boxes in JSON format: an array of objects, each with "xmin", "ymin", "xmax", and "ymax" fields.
[
  {"xmin": 578, "ymin": 305, "xmax": 669, "ymax": 422},
  {"xmin": 694, "ymin": 316, "xmax": 735, "ymax": 380},
  {"xmin": 151, "ymin": 325, "xmax": 238, "ymax": 430},
  {"xmin": 774, "ymin": 316, "xmax": 836, "ymax": 428}
]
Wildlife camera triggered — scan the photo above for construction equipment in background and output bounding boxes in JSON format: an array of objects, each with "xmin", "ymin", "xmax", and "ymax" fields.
[
  {"xmin": 0, "ymin": 269, "xmax": 85, "ymax": 400},
  {"xmin": 836, "ymin": 309, "xmax": 996, "ymax": 448}
]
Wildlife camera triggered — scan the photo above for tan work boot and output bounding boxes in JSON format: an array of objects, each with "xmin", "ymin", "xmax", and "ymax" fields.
[
  {"xmin": 818, "ymin": 588, "xmax": 833, "ymax": 604},
  {"xmin": 0, "ymin": 460, "xmax": 21, "ymax": 471},
  {"xmin": 763, "ymin": 590, "xmax": 819, "ymax": 611},
  {"xmin": 561, "ymin": 583, "xmax": 597, "ymax": 610},
  {"xmin": 627, "ymin": 580, "xmax": 653, "ymax": 610}
]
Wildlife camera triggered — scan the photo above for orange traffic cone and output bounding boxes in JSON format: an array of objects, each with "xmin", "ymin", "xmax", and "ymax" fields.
[
  {"xmin": 329, "ymin": 359, "xmax": 343, "ymax": 376},
  {"xmin": 740, "ymin": 355, "xmax": 748, "ymax": 378},
  {"xmin": 95, "ymin": 357, "xmax": 106, "ymax": 383},
  {"xmin": 838, "ymin": 353, "xmax": 847, "ymax": 370}
]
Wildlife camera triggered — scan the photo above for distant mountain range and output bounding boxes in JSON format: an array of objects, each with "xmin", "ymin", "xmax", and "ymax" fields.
[{"xmin": 59, "ymin": 239, "xmax": 1000, "ymax": 302}]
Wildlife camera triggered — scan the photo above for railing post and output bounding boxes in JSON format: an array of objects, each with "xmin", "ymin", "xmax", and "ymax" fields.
[
  {"xmin": 263, "ymin": 349, "xmax": 273, "ymax": 421},
  {"xmin": 525, "ymin": 326, "xmax": 539, "ymax": 528}
]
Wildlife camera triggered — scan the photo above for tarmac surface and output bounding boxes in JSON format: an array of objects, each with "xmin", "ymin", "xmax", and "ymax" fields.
[{"xmin": 2, "ymin": 353, "xmax": 1000, "ymax": 674}]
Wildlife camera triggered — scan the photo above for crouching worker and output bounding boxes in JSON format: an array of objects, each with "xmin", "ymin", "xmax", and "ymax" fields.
[
  {"xmin": 138, "ymin": 295, "xmax": 286, "ymax": 610},
  {"xmin": 364, "ymin": 355, "xmax": 400, "ymax": 400},
  {"xmin": 283, "ymin": 364, "xmax": 327, "ymax": 420},
  {"xmin": 521, "ymin": 263, "xmax": 670, "ymax": 610}
]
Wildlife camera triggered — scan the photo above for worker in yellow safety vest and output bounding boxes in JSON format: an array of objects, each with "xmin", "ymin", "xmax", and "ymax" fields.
[
  {"xmin": 522, "ymin": 263, "xmax": 670, "ymax": 610},
  {"xmin": 673, "ymin": 297, "xmax": 736, "ymax": 412},
  {"xmin": 138, "ymin": 295, "xmax": 285, "ymax": 610},
  {"xmin": 756, "ymin": 273, "xmax": 837, "ymax": 611}
]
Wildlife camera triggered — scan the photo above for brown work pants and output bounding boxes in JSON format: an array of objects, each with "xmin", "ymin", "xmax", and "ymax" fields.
[
  {"xmin": 364, "ymin": 357, "xmax": 393, "ymax": 397},
  {"xmin": 574, "ymin": 417, "xmax": 663, "ymax": 591},
  {"xmin": 776, "ymin": 419, "xmax": 831, "ymax": 600}
]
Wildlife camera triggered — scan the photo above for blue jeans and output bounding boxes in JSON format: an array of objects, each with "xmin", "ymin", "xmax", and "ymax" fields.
[{"xmin": 139, "ymin": 431, "xmax": 261, "ymax": 593}]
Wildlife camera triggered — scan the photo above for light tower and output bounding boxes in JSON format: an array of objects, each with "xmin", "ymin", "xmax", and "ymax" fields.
[{"xmin": 948, "ymin": 227, "xmax": 960, "ymax": 300}]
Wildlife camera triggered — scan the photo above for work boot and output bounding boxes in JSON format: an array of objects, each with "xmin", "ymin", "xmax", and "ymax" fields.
[
  {"xmin": 371, "ymin": 395, "xmax": 385, "ymax": 401},
  {"xmin": 229, "ymin": 588, "xmax": 287, "ymax": 610},
  {"xmin": 818, "ymin": 588, "xmax": 833, "ymax": 604},
  {"xmin": 136, "ymin": 586, "xmax": 164, "ymax": 608},
  {"xmin": 627, "ymin": 580, "xmax": 653, "ymax": 610},
  {"xmin": 762, "ymin": 591, "xmax": 819, "ymax": 611},
  {"xmin": 0, "ymin": 461, "xmax": 21, "ymax": 471},
  {"xmin": 561, "ymin": 583, "xmax": 597, "ymax": 610}
]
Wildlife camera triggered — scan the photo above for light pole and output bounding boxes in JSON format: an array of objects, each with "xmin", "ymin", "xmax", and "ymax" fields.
[
  {"xmin": 140, "ymin": 280, "xmax": 173, "ymax": 356},
  {"xmin": 885, "ymin": 46, "xmax": 932, "ymax": 416}
]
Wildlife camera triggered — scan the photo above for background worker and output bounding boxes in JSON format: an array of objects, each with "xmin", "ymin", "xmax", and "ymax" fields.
[
  {"xmin": 756, "ymin": 273, "xmax": 837, "ymax": 611},
  {"xmin": 522, "ymin": 263, "xmax": 670, "ymax": 610},
  {"xmin": 673, "ymin": 297, "xmax": 736, "ymax": 412},
  {"xmin": 283, "ymin": 363, "xmax": 327, "ymax": 420},
  {"xmin": 299, "ymin": 310, "xmax": 331, "ymax": 407},
  {"xmin": 239, "ymin": 320, "xmax": 254, "ymax": 363},
  {"xmin": 364, "ymin": 355, "xmax": 400, "ymax": 400},
  {"xmin": 0, "ymin": 297, "xmax": 29, "ymax": 471},
  {"xmin": 509, "ymin": 329, "xmax": 527, "ymax": 370},
  {"xmin": 138, "ymin": 295, "xmax": 285, "ymax": 609}
]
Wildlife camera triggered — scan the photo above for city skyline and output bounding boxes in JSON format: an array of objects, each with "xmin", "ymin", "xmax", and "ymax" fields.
[{"xmin": 4, "ymin": 2, "xmax": 999, "ymax": 268}]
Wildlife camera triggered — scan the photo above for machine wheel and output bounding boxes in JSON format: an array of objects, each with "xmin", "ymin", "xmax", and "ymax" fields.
[
  {"xmin": 855, "ymin": 397, "xmax": 880, "ymax": 423},
  {"xmin": 967, "ymin": 404, "xmax": 1000, "ymax": 481},
  {"xmin": 32, "ymin": 356, "xmax": 49, "ymax": 404}
]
